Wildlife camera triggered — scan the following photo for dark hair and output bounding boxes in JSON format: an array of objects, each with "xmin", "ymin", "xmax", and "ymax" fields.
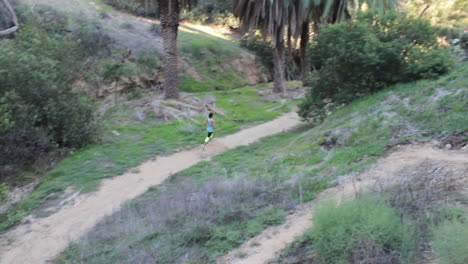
[{"xmin": 208, "ymin": 112, "xmax": 213, "ymax": 118}]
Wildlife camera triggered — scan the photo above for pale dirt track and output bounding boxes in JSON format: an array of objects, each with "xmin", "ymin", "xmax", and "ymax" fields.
[
  {"xmin": 0, "ymin": 112, "xmax": 302, "ymax": 264},
  {"xmin": 218, "ymin": 144, "xmax": 468, "ymax": 264}
]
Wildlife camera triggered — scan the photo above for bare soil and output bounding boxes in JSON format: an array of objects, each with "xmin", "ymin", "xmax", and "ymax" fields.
[{"xmin": 217, "ymin": 144, "xmax": 468, "ymax": 264}]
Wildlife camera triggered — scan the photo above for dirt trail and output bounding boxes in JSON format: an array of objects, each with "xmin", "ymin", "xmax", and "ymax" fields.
[
  {"xmin": 0, "ymin": 113, "xmax": 301, "ymax": 264},
  {"xmin": 218, "ymin": 144, "xmax": 468, "ymax": 264}
]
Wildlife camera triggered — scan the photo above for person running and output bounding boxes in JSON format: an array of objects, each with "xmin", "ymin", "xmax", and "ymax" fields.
[{"xmin": 202, "ymin": 112, "xmax": 216, "ymax": 150}]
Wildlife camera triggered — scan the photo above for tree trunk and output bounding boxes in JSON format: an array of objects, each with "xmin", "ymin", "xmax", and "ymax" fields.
[
  {"xmin": 273, "ymin": 40, "xmax": 286, "ymax": 93},
  {"xmin": 0, "ymin": 0, "xmax": 18, "ymax": 36},
  {"xmin": 160, "ymin": 0, "xmax": 180, "ymax": 99},
  {"xmin": 299, "ymin": 21, "xmax": 310, "ymax": 80},
  {"xmin": 419, "ymin": 5, "xmax": 431, "ymax": 18}
]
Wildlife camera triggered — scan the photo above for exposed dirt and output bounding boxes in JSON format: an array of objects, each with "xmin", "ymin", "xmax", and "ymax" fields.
[
  {"xmin": 0, "ymin": 112, "xmax": 302, "ymax": 264},
  {"xmin": 217, "ymin": 144, "xmax": 468, "ymax": 264}
]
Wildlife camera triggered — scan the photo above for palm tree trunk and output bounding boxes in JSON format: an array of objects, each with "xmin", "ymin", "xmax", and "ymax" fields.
[
  {"xmin": 273, "ymin": 39, "xmax": 286, "ymax": 93},
  {"xmin": 160, "ymin": 0, "xmax": 180, "ymax": 99},
  {"xmin": 0, "ymin": 0, "xmax": 19, "ymax": 36},
  {"xmin": 299, "ymin": 21, "xmax": 310, "ymax": 80}
]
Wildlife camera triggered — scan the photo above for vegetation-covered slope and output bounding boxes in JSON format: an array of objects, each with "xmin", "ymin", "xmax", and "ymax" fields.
[
  {"xmin": 0, "ymin": 0, "xmax": 270, "ymax": 229},
  {"xmin": 56, "ymin": 62, "xmax": 467, "ymax": 263}
]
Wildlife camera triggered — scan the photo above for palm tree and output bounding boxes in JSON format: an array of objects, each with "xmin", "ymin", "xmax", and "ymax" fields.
[
  {"xmin": 157, "ymin": 0, "xmax": 197, "ymax": 99},
  {"xmin": 233, "ymin": 0, "xmax": 307, "ymax": 93}
]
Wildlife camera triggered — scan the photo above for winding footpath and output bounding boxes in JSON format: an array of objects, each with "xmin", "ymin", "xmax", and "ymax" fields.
[
  {"xmin": 0, "ymin": 112, "xmax": 302, "ymax": 264},
  {"xmin": 218, "ymin": 144, "xmax": 468, "ymax": 264}
]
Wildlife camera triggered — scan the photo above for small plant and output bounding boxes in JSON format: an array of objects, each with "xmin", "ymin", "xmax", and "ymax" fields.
[
  {"xmin": 431, "ymin": 216, "xmax": 468, "ymax": 264},
  {"xmin": 0, "ymin": 183, "xmax": 8, "ymax": 202},
  {"xmin": 310, "ymin": 196, "xmax": 413, "ymax": 263}
]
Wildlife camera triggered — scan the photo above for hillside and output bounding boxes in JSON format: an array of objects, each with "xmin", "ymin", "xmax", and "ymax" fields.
[
  {"xmin": 19, "ymin": 0, "xmax": 269, "ymax": 96},
  {"xmin": 0, "ymin": 0, "xmax": 272, "ymax": 224},
  {"xmin": 55, "ymin": 62, "xmax": 468, "ymax": 264},
  {"xmin": 1, "ymin": 1, "xmax": 467, "ymax": 263},
  {"xmin": 1, "ymin": 61, "xmax": 465, "ymax": 263}
]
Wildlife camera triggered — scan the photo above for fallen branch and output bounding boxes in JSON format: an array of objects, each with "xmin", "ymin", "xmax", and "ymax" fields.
[
  {"xmin": 206, "ymin": 104, "xmax": 227, "ymax": 118},
  {"xmin": 163, "ymin": 105, "xmax": 201, "ymax": 124},
  {"xmin": 0, "ymin": 0, "xmax": 19, "ymax": 36},
  {"xmin": 267, "ymin": 100, "xmax": 290, "ymax": 112},
  {"xmin": 164, "ymin": 99, "xmax": 204, "ymax": 111}
]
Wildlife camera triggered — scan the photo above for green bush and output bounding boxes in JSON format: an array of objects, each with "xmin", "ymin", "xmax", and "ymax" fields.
[
  {"xmin": 431, "ymin": 217, "xmax": 468, "ymax": 264},
  {"xmin": 240, "ymin": 34, "xmax": 274, "ymax": 71},
  {"xmin": 310, "ymin": 197, "xmax": 413, "ymax": 263},
  {"xmin": 104, "ymin": 0, "xmax": 157, "ymax": 17},
  {"xmin": 299, "ymin": 12, "xmax": 454, "ymax": 121},
  {"xmin": 0, "ymin": 18, "xmax": 96, "ymax": 180},
  {"xmin": 180, "ymin": 0, "xmax": 235, "ymax": 26}
]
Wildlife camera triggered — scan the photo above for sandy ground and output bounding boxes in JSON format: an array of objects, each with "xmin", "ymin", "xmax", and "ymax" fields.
[
  {"xmin": 0, "ymin": 112, "xmax": 301, "ymax": 264},
  {"xmin": 217, "ymin": 144, "xmax": 468, "ymax": 264}
]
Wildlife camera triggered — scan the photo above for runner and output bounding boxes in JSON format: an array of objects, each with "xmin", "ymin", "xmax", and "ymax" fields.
[{"xmin": 202, "ymin": 112, "xmax": 215, "ymax": 150}]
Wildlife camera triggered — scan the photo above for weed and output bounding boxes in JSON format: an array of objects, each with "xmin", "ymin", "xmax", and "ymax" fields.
[
  {"xmin": 431, "ymin": 217, "xmax": 468, "ymax": 264},
  {"xmin": 309, "ymin": 197, "xmax": 413, "ymax": 264},
  {"xmin": 0, "ymin": 183, "xmax": 8, "ymax": 202}
]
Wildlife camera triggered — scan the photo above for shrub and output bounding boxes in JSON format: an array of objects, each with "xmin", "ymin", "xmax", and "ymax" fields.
[
  {"xmin": 310, "ymin": 197, "xmax": 413, "ymax": 263},
  {"xmin": 0, "ymin": 17, "xmax": 96, "ymax": 180},
  {"xmin": 180, "ymin": 0, "xmax": 235, "ymax": 26},
  {"xmin": 0, "ymin": 183, "xmax": 8, "ymax": 202},
  {"xmin": 431, "ymin": 217, "xmax": 468, "ymax": 264},
  {"xmin": 299, "ymin": 12, "xmax": 454, "ymax": 121},
  {"xmin": 461, "ymin": 33, "xmax": 468, "ymax": 49},
  {"xmin": 240, "ymin": 34, "xmax": 274, "ymax": 71},
  {"xmin": 104, "ymin": 0, "xmax": 157, "ymax": 17},
  {"xmin": 68, "ymin": 18, "xmax": 113, "ymax": 57}
]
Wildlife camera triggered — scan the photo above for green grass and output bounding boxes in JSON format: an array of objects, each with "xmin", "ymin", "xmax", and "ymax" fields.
[
  {"xmin": 431, "ymin": 215, "xmax": 468, "ymax": 264},
  {"xmin": 178, "ymin": 26, "xmax": 252, "ymax": 92},
  {"xmin": 0, "ymin": 82, "xmax": 296, "ymax": 231},
  {"xmin": 55, "ymin": 62, "xmax": 468, "ymax": 263},
  {"xmin": 308, "ymin": 197, "xmax": 413, "ymax": 263}
]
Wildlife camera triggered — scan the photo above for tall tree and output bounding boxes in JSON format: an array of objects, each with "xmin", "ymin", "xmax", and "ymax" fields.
[
  {"xmin": 233, "ymin": 0, "xmax": 306, "ymax": 93},
  {"xmin": 156, "ymin": 0, "xmax": 197, "ymax": 99}
]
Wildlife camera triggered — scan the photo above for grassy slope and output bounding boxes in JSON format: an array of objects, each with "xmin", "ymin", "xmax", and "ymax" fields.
[
  {"xmin": 178, "ymin": 25, "xmax": 253, "ymax": 92},
  {"xmin": 0, "ymin": 83, "xmax": 296, "ymax": 231},
  {"xmin": 98, "ymin": 0, "xmax": 262, "ymax": 92},
  {"xmin": 55, "ymin": 63, "xmax": 467, "ymax": 263},
  {"xmin": 1, "ymin": 0, "xmax": 270, "ymax": 230}
]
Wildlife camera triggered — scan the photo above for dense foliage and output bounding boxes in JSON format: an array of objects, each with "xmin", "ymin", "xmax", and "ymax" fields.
[
  {"xmin": 180, "ymin": 0, "xmax": 237, "ymax": 27},
  {"xmin": 401, "ymin": 0, "xmax": 468, "ymax": 28},
  {"xmin": 0, "ymin": 17, "xmax": 96, "ymax": 180},
  {"xmin": 240, "ymin": 34, "xmax": 274, "ymax": 70},
  {"xmin": 104, "ymin": 0, "xmax": 236, "ymax": 26},
  {"xmin": 310, "ymin": 198, "xmax": 413, "ymax": 263},
  {"xmin": 299, "ymin": 12, "xmax": 454, "ymax": 121},
  {"xmin": 104, "ymin": 0, "xmax": 158, "ymax": 17}
]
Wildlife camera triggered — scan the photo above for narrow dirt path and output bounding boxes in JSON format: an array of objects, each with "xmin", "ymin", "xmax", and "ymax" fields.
[
  {"xmin": 0, "ymin": 113, "xmax": 301, "ymax": 264},
  {"xmin": 218, "ymin": 144, "xmax": 468, "ymax": 264}
]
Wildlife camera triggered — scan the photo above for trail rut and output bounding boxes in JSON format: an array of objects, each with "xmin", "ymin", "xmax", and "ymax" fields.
[
  {"xmin": 218, "ymin": 144, "xmax": 468, "ymax": 264},
  {"xmin": 0, "ymin": 112, "xmax": 301, "ymax": 264}
]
